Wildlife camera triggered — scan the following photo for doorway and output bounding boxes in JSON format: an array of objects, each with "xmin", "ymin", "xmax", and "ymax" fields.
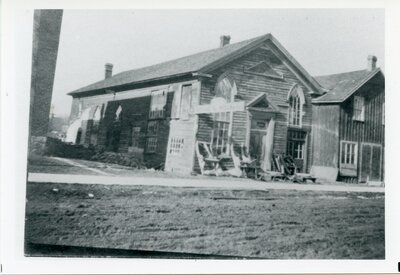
[
  {"xmin": 286, "ymin": 129, "xmax": 307, "ymax": 172},
  {"xmin": 360, "ymin": 143, "xmax": 382, "ymax": 182},
  {"xmin": 249, "ymin": 118, "xmax": 268, "ymax": 164}
]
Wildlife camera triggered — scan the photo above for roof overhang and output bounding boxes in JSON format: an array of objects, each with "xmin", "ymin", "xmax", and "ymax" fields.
[
  {"xmin": 312, "ymin": 68, "xmax": 383, "ymax": 104},
  {"xmin": 68, "ymin": 72, "xmax": 195, "ymax": 97}
]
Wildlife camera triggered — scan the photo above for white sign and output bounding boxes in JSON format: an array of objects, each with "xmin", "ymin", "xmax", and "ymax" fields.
[{"xmin": 194, "ymin": 101, "xmax": 245, "ymax": 114}]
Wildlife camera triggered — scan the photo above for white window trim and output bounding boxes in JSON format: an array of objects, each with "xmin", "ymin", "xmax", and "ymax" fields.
[
  {"xmin": 340, "ymin": 140, "xmax": 358, "ymax": 168},
  {"xmin": 287, "ymin": 84, "xmax": 305, "ymax": 128}
]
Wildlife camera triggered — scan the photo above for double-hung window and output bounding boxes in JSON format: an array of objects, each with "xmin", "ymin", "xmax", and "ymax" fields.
[
  {"xmin": 340, "ymin": 141, "xmax": 357, "ymax": 167},
  {"xmin": 211, "ymin": 112, "xmax": 230, "ymax": 155},
  {"xmin": 210, "ymin": 76, "xmax": 235, "ymax": 155}
]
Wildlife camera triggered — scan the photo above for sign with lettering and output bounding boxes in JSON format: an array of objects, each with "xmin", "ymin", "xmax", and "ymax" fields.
[{"xmin": 194, "ymin": 101, "xmax": 245, "ymax": 114}]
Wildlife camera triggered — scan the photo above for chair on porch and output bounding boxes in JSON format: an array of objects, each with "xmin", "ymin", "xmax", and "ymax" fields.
[
  {"xmin": 229, "ymin": 143, "xmax": 262, "ymax": 179},
  {"xmin": 195, "ymin": 141, "xmax": 221, "ymax": 176}
]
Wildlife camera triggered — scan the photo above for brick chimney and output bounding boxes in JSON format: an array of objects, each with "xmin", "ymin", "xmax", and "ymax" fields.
[
  {"xmin": 367, "ymin": 55, "xmax": 377, "ymax": 71},
  {"xmin": 105, "ymin": 63, "xmax": 113, "ymax": 79},
  {"xmin": 220, "ymin": 35, "xmax": 231, "ymax": 48}
]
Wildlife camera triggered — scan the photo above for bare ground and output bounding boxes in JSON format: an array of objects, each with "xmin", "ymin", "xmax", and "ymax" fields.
[{"xmin": 25, "ymin": 182, "xmax": 384, "ymax": 259}]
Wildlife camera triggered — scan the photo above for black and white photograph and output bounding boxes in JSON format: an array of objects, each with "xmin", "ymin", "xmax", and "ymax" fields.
[{"xmin": 1, "ymin": 1, "xmax": 400, "ymax": 274}]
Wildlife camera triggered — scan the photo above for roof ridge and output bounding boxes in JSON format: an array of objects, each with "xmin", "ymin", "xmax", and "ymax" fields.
[
  {"xmin": 104, "ymin": 34, "xmax": 269, "ymax": 79},
  {"xmin": 68, "ymin": 34, "xmax": 270, "ymax": 95},
  {"xmin": 314, "ymin": 69, "xmax": 368, "ymax": 79}
]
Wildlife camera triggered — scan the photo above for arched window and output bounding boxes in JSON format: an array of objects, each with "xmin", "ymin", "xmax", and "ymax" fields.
[
  {"xmin": 215, "ymin": 76, "xmax": 234, "ymax": 102},
  {"xmin": 288, "ymin": 85, "xmax": 305, "ymax": 127},
  {"xmin": 211, "ymin": 76, "xmax": 237, "ymax": 155}
]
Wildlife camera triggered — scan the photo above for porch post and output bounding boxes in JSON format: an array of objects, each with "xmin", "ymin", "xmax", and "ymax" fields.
[{"xmin": 262, "ymin": 117, "xmax": 275, "ymax": 171}]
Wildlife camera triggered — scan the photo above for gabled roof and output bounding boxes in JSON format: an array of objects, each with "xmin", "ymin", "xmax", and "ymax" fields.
[
  {"xmin": 68, "ymin": 33, "xmax": 324, "ymax": 97},
  {"xmin": 312, "ymin": 68, "xmax": 383, "ymax": 103}
]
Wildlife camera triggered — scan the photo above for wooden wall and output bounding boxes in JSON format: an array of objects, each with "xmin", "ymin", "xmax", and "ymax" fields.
[
  {"xmin": 312, "ymin": 72, "xmax": 385, "ymax": 182},
  {"xmin": 338, "ymin": 74, "xmax": 385, "ymax": 181},
  {"xmin": 196, "ymin": 41, "xmax": 315, "ymax": 172},
  {"xmin": 339, "ymin": 76, "xmax": 385, "ymax": 144},
  {"xmin": 311, "ymin": 104, "xmax": 340, "ymax": 168}
]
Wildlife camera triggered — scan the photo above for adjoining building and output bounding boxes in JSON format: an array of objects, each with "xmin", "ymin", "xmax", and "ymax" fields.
[
  {"xmin": 312, "ymin": 57, "xmax": 385, "ymax": 183},
  {"xmin": 65, "ymin": 33, "xmax": 384, "ymax": 182}
]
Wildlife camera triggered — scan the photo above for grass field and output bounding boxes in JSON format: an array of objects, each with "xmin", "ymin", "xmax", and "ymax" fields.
[{"xmin": 25, "ymin": 182, "xmax": 385, "ymax": 259}]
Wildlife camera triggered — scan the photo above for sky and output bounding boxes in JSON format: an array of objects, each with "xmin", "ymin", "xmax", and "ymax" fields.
[{"xmin": 51, "ymin": 9, "xmax": 384, "ymax": 117}]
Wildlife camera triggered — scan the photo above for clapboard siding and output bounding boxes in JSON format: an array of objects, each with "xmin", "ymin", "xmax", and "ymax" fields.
[{"xmin": 197, "ymin": 41, "xmax": 314, "ymax": 171}]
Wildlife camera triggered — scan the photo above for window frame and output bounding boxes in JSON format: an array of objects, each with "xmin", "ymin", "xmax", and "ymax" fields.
[
  {"xmin": 287, "ymin": 130, "xmax": 306, "ymax": 160},
  {"xmin": 146, "ymin": 137, "xmax": 158, "ymax": 153},
  {"xmin": 179, "ymin": 84, "xmax": 193, "ymax": 120},
  {"xmin": 210, "ymin": 75, "xmax": 236, "ymax": 156},
  {"xmin": 287, "ymin": 85, "xmax": 305, "ymax": 127},
  {"xmin": 146, "ymin": 121, "xmax": 159, "ymax": 153},
  {"xmin": 149, "ymin": 90, "xmax": 167, "ymax": 119},
  {"xmin": 353, "ymin": 96, "xmax": 365, "ymax": 122},
  {"xmin": 340, "ymin": 140, "xmax": 358, "ymax": 168}
]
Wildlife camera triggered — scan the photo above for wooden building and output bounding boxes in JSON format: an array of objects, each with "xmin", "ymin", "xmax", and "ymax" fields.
[
  {"xmin": 311, "ymin": 56, "xmax": 385, "ymax": 183},
  {"xmin": 65, "ymin": 34, "xmax": 384, "ymax": 182}
]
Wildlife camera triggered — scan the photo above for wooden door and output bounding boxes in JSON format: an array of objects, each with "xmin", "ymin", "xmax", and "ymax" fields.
[
  {"xmin": 360, "ymin": 143, "xmax": 382, "ymax": 182},
  {"xmin": 249, "ymin": 119, "xmax": 267, "ymax": 163}
]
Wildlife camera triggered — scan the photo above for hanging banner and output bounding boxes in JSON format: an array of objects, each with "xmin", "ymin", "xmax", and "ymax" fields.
[{"xmin": 194, "ymin": 101, "xmax": 245, "ymax": 114}]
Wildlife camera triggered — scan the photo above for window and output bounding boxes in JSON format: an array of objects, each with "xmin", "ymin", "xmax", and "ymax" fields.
[
  {"xmin": 215, "ymin": 77, "xmax": 234, "ymax": 101},
  {"xmin": 130, "ymin": 127, "xmax": 141, "ymax": 148},
  {"xmin": 146, "ymin": 121, "xmax": 159, "ymax": 153},
  {"xmin": 180, "ymin": 84, "xmax": 192, "ymax": 119},
  {"xmin": 146, "ymin": 137, "xmax": 158, "ymax": 153},
  {"xmin": 169, "ymin": 137, "xmax": 185, "ymax": 155},
  {"xmin": 210, "ymin": 76, "xmax": 235, "ymax": 155},
  {"xmin": 147, "ymin": 121, "xmax": 158, "ymax": 135},
  {"xmin": 340, "ymin": 141, "xmax": 357, "ymax": 166},
  {"xmin": 287, "ymin": 130, "xmax": 306, "ymax": 159},
  {"xmin": 288, "ymin": 85, "xmax": 305, "ymax": 127},
  {"xmin": 353, "ymin": 96, "xmax": 365, "ymax": 121},
  {"xmin": 149, "ymin": 90, "xmax": 167, "ymax": 119},
  {"xmin": 211, "ymin": 113, "xmax": 230, "ymax": 155}
]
